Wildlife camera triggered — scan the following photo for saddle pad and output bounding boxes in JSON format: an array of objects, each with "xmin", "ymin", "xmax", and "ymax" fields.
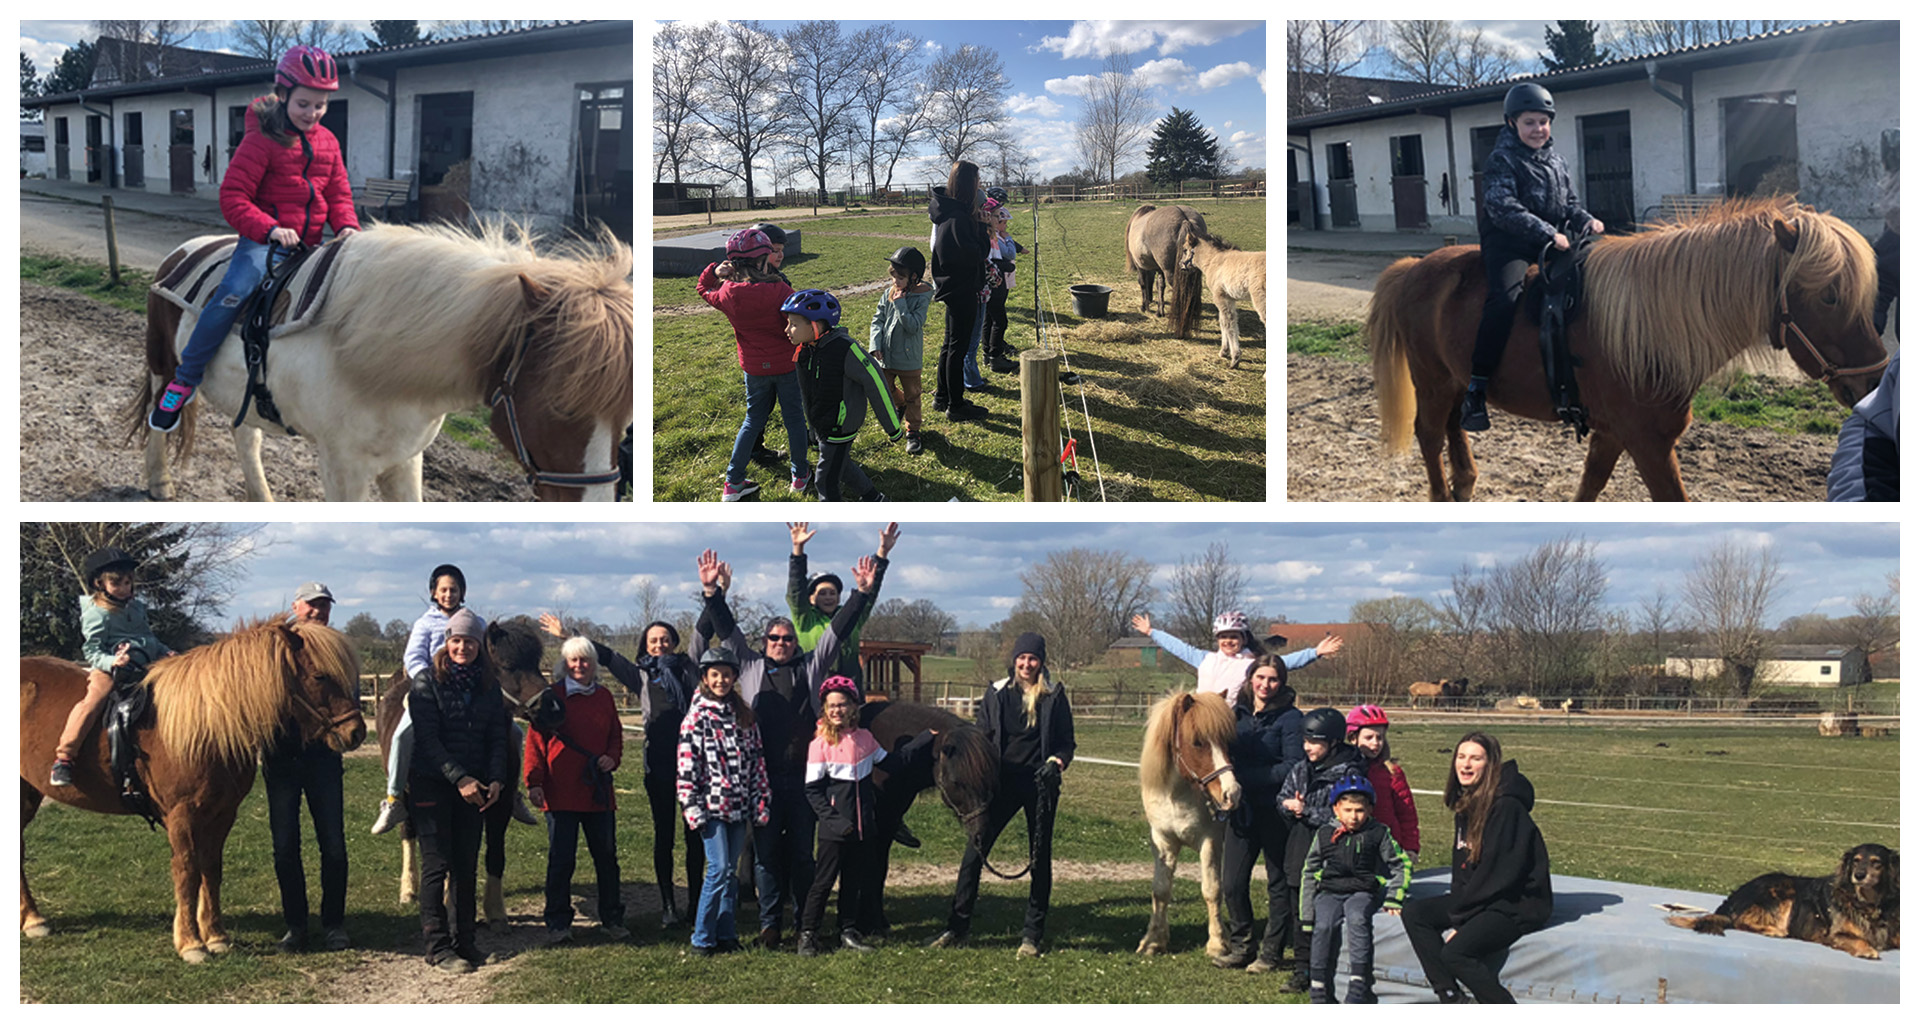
[{"xmin": 151, "ymin": 236, "xmax": 346, "ymax": 337}]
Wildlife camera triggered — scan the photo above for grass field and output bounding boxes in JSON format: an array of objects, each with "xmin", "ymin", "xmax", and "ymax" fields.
[
  {"xmin": 20, "ymin": 717, "xmax": 1895, "ymax": 1003},
  {"xmin": 652, "ymin": 200, "xmax": 1269, "ymax": 502}
]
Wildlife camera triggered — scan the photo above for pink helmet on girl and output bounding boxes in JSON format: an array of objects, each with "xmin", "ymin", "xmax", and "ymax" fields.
[
  {"xmin": 1346, "ymin": 704, "xmax": 1390, "ymax": 730},
  {"xmin": 725, "ymin": 227, "xmax": 775, "ymax": 260},
  {"xmin": 276, "ymin": 46, "xmax": 340, "ymax": 92}
]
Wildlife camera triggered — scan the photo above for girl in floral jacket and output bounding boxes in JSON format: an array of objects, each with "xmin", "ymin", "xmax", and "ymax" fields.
[{"xmin": 677, "ymin": 645, "xmax": 770, "ymax": 954}]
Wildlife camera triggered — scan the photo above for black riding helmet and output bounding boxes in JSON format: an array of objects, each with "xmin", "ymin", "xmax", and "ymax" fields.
[
  {"xmin": 428, "ymin": 563, "xmax": 467, "ymax": 593},
  {"xmin": 985, "ymin": 186, "xmax": 1009, "ymax": 203},
  {"xmin": 83, "ymin": 546, "xmax": 138, "ymax": 589},
  {"xmin": 698, "ymin": 646, "xmax": 741, "ymax": 674},
  {"xmin": 1302, "ymin": 707, "xmax": 1347, "ymax": 743},
  {"xmin": 749, "ymin": 222, "xmax": 787, "ymax": 245},
  {"xmin": 885, "ymin": 246, "xmax": 927, "ymax": 280},
  {"xmin": 1504, "ymin": 82, "xmax": 1555, "ymax": 122}
]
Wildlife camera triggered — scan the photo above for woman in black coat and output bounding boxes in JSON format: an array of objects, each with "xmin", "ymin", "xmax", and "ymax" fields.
[
  {"xmin": 1400, "ymin": 731, "xmax": 1552, "ymax": 1002},
  {"xmin": 407, "ymin": 608, "xmax": 511, "ymax": 973},
  {"xmin": 928, "ymin": 159, "xmax": 991, "ymax": 422}
]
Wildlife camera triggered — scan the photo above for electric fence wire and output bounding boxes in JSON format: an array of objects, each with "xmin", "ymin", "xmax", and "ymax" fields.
[{"xmin": 1028, "ymin": 199, "xmax": 1107, "ymax": 501}]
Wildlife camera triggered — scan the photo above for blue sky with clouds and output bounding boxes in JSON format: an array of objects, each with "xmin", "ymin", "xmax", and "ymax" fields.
[{"xmin": 206, "ymin": 521, "xmax": 1895, "ymax": 634}]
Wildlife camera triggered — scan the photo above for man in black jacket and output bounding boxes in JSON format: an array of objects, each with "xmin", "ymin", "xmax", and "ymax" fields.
[{"xmin": 265, "ymin": 582, "xmax": 350, "ymax": 953}]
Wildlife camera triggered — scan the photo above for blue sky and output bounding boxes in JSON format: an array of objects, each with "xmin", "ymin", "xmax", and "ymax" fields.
[
  {"xmin": 202, "ymin": 521, "xmax": 1895, "ymax": 634},
  {"xmin": 670, "ymin": 19, "xmax": 1267, "ymax": 184}
]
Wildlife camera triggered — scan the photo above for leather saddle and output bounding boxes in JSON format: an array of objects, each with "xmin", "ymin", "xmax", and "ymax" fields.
[
  {"xmin": 1522, "ymin": 229, "xmax": 1598, "ymax": 438},
  {"xmin": 103, "ymin": 661, "xmax": 163, "ymax": 828}
]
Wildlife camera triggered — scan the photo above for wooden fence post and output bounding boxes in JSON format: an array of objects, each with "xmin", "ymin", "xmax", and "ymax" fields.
[
  {"xmin": 1019, "ymin": 350, "xmax": 1063, "ymax": 502},
  {"xmin": 103, "ymin": 195, "xmax": 121, "ymax": 286}
]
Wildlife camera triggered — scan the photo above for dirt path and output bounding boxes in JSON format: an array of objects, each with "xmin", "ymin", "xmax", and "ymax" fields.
[
  {"xmin": 18, "ymin": 283, "xmax": 527, "ymax": 502},
  {"xmin": 1285, "ymin": 249, "xmax": 1403, "ymax": 324},
  {"xmin": 1285, "ymin": 354, "xmax": 1838, "ymax": 501}
]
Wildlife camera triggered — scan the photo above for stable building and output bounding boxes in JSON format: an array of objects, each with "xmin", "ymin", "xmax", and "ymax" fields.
[
  {"xmin": 1666, "ymin": 645, "xmax": 1870, "ymax": 687},
  {"xmin": 23, "ymin": 22, "xmax": 633, "ymax": 239},
  {"xmin": 1287, "ymin": 21, "xmax": 1897, "ymax": 237}
]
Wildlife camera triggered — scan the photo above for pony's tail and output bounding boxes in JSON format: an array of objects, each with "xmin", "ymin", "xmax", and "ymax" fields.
[
  {"xmin": 1666, "ymin": 913, "xmax": 1731, "ymax": 935},
  {"xmin": 1368, "ymin": 257, "xmax": 1420, "ymax": 453},
  {"xmin": 123, "ymin": 292, "xmax": 195, "ymax": 459}
]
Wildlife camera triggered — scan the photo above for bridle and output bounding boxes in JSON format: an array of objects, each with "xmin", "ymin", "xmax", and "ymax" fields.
[
  {"xmin": 490, "ymin": 321, "xmax": 623, "ymax": 493},
  {"xmin": 1772, "ymin": 291, "xmax": 1889, "ymax": 385},
  {"xmin": 1171, "ymin": 706, "xmax": 1234, "ymax": 818}
]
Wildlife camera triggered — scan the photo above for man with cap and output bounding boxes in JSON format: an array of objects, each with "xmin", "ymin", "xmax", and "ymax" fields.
[
  {"xmin": 698, "ymin": 546, "xmax": 883, "ymax": 951},
  {"xmin": 265, "ymin": 581, "xmax": 349, "ymax": 952}
]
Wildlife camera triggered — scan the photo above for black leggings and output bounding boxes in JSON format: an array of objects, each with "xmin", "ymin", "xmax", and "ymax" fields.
[
  {"xmin": 1469, "ymin": 241, "xmax": 1536, "ymax": 381},
  {"xmin": 1400, "ymin": 895, "xmax": 1525, "ymax": 1003},
  {"xmin": 937, "ymin": 296, "xmax": 980, "ymax": 406},
  {"xmin": 645, "ymin": 769, "xmax": 704, "ymax": 914}
]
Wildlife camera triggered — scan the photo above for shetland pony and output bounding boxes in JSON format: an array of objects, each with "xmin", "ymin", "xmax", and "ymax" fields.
[
  {"xmin": 1138, "ymin": 690, "xmax": 1241, "ymax": 958},
  {"xmin": 131, "ymin": 222, "xmax": 633, "ymax": 501},
  {"xmin": 1368, "ymin": 197, "xmax": 1887, "ymax": 501},
  {"xmin": 20, "ymin": 620, "xmax": 364, "ymax": 960},
  {"xmin": 1174, "ymin": 223, "xmax": 1267, "ymax": 368},
  {"xmin": 1126, "ymin": 204, "xmax": 1207, "ymax": 335}
]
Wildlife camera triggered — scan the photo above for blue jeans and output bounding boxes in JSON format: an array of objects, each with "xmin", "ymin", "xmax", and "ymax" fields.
[
  {"xmin": 176, "ymin": 237, "xmax": 271, "ymax": 388},
  {"xmin": 693, "ymin": 818, "xmax": 747, "ymax": 949},
  {"xmin": 963, "ymin": 298, "xmax": 989, "ymax": 388},
  {"xmin": 730, "ymin": 370, "xmax": 809, "ymax": 484}
]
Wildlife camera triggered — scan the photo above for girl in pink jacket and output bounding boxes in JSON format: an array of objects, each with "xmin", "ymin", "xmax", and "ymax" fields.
[
  {"xmin": 150, "ymin": 46, "xmax": 359, "ymax": 432},
  {"xmin": 698, "ymin": 227, "xmax": 808, "ymax": 500}
]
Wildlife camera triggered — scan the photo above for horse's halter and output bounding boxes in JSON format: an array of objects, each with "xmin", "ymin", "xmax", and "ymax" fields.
[
  {"xmin": 1772, "ymin": 229, "xmax": 1890, "ymax": 386},
  {"xmin": 490, "ymin": 321, "xmax": 623, "ymax": 493},
  {"xmin": 1171, "ymin": 707, "xmax": 1234, "ymax": 819}
]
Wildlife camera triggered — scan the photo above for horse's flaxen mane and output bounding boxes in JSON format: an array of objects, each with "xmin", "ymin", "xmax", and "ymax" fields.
[
  {"xmin": 150, "ymin": 618, "xmax": 357, "ymax": 766},
  {"xmin": 323, "ymin": 221, "xmax": 632, "ymax": 421},
  {"xmin": 1585, "ymin": 196, "xmax": 1877, "ymax": 400},
  {"xmin": 1140, "ymin": 690, "xmax": 1237, "ymax": 783}
]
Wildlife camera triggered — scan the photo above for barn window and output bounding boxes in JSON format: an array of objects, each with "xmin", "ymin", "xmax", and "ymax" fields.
[{"xmin": 1820, "ymin": 664, "xmax": 1832, "ymax": 675}]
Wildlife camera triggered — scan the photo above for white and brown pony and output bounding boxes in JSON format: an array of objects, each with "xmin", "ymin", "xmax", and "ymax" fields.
[
  {"xmin": 1174, "ymin": 223, "xmax": 1267, "ymax": 369},
  {"xmin": 1138, "ymin": 690, "xmax": 1241, "ymax": 958},
  {"xmin": 129, "ymin": 221, "xmax": 633, "ymax": 501}
]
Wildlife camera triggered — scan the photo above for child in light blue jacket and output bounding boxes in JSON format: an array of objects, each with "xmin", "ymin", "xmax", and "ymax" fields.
[{"xmin": 870, "ymin": 247, "xmax": 933, "ymax": 455}]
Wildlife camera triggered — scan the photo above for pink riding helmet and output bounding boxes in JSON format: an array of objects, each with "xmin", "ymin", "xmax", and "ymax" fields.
[
  {"xmin": 276, "ymin": 45, "xmax": 340, "ymax": 92},
  {"xmin": 726, "ymin": 227, "xmax": 775, "ymax": 260},
  {"xmin": 819, "ymin": 675, "xmax": 861, "ymax": 703},
  {"xmin": 1346, "ymin": 703, "xmax": 1390, "ymax": 730}
]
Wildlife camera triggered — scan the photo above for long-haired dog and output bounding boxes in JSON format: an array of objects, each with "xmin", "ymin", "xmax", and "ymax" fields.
[{"xmin": 1667, "ymin": 844, "xmax": 1899, "ymax": 959}]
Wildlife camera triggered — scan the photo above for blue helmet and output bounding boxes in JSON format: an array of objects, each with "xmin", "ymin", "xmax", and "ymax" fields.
[
  {"xmin": 781, "ymin": 288, "xmax": 842, "ymax": 328},
  {"xmin": 1328, "ymin": 775, "xmax": 1375, "ymax": 807}
]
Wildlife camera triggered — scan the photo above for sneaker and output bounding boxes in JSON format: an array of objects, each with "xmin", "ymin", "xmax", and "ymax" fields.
[
  {"xmin": 1459, "ymin": 387, "xmax": 1490, "ymax": 432},
  {"xmin": 790, "ymin": 473, "xmax": 811, "ymax": 493},
  {"xmin": 946, "ymin": 402, "xmax": 987, "ymax": 423},
  {"xmin": 1245, "ymin": 958, "xmax": 1280, "ymax": 975},
  {"xmin": 49, "ymin": 760, "xmax": 74, "ymax": 788},
  {"xmin": 370, "ymin": 797, "xmax": 404, "ymax": 835},
  {"xmin": 691, "ymin": 944, "xmax": 718, "ymax": 957},
  {"xmin": 509, "ymin": 789, "xmax": 537, "ymax": 825},
  {"xmin": 602, "ymin": 923, "xmax": 630, "ymax": 941},
  {"xmin": 926, "ymin": 929, "xmax": 966, "ymax": 949},
  {"xmin": 797, "ymin": 931, "xmax": 822, "ymax": 957},
  {"xmin": 1017, "ymin": 938, "xmax": 1042, "ymax": 959},
  {"xmin": 148, "ymin": 380, "xmax": 195, "ymax": 433},
  {"xmin": 321, "ymin": 927, "xmax": 350, "ymax": 951},
  {"xmin": 434, "ymin": 954, "xmax": 475, "ymax": 975},
  {"xmin": 903, "ymin": 434, "xmax": 924, "ymax": 455},
  {"xmin": 1211, "ymin": 951, "xmax": 1254, "ymax": 969},
  {"xmin": 722, "ymin": 479, "xmax": 760, "ymax": 502},
  {"xmin": 860, "ymin": 490, "xmax": 889, "ymax": 502},
  {"xmin": 277, "ymin": 929, "xmax": 307, "ymax": 954},
  {"xmin": 841, "ymin": 929, "xmax": 875, "ymax": 953},
  {"xmin": 661, "ymin": 905, "xmax": 682, "ymax": 927}
]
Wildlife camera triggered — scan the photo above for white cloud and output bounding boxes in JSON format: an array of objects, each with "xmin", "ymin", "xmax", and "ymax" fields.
[
  {"xmin": 1196, "ymin": 61, "xmax": 1259, "ymax": 91},
  {"xmin": 1257, "ymin": 68, "xmax": 1268, "ymax": 93},
  {"xmin": 1223, "ymin": 120, "xmax": 1234, "ymax": 130},
  {"xmin": 1044, "ymin": 74, "xmax": 1100, "ymax": 99},
  {"xmin": 1378, "ymin": 571, "xmax": 1419, "ymax": 586},
  {"xmin": 1133, "ymin": 57, "xmax": 1192, "ymax": 88},
  {"xmin": 1005, "ymin": 92, "xmax": 1065, "ymax": 117},
  {"xmin": 1036, "ymin": 20, "xmax": 1260, "ymax": 58},
  {"xmin": 1273, "ymin": 561, "xmax": 1325, "ymax": 584}
]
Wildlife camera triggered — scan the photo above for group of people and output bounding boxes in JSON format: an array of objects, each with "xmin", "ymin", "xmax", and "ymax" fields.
[{"xmin": 699, "ymin": 159, "xmax": 1032, "ymax": 501}]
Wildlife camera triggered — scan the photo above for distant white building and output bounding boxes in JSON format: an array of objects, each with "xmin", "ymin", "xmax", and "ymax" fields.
[
  {"xmin": 22, "ymin": 22, "xmax": 632, "ymax": 238},
  {"xmin": 1666, "ymin": 645, "xmax": 1870, "ymax": 687},
  {"xmin": 1287, "ymin": 21, "xmax": 1898, "ymax": 237},
  {"xmin": 21, "ymin": 120, "xmax": 46, "ymax": 177}
]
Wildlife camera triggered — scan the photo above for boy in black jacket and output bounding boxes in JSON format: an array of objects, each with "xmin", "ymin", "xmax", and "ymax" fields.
[
  {"xmin": 1300, "ymin": 777, "xmax": 1411, "ymax": 1003},
  {"xmin": 782, "ymin": 288, "xmax": 904, "ymax": 502},
  {"xmin": 1277, "ymin": 707, "xmax": 1367, "ymax": 991}
]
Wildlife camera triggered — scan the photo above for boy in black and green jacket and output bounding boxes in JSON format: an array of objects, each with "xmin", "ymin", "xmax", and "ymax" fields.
[
  {"xmin": 1300, "ymin": 775, "xmax": 1412, "ymax": 1004},
  {"xmin": 781, "ymin": 288, "xmax": 903, "ymax": 502}
]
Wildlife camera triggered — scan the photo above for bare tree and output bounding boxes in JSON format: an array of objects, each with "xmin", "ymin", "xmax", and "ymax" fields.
[
  {"xmin": 780, "ymin": 20, "xmax": 865, "ymax": 201},
  {"xmin": 1014, "ymin": 548, "xmax": 1157, "ymax": 669},
  {"xmin": 849, "ymin": 23, "xmax": 926, "ymax": 193},
  {"xmin": 430, "ymin": 20, "xmax": 557, "ymax": 37},
  {"xmin": 1073, "ymin": 53, "xmax": 1155, "ymax": 184},
  {"xmin": 1484, "ymin": 536, "xmax": 1608, "ymax": 691},
  {"xmin": 1844, "ymin": 575, "xmax": 1899, "ymax": 660},
  {"xmin": 988, "ymin": 137, "xmax": 1038, "ymax": 188},
  {"xmin": 231, "ymin": 21, "xmax": 358, "ymax": 60},
  {"xmin": 923, "ymin": 44, "xmax": 1010, "ymax": 165},
  {"xmin": 1438, "ymin": 562, "xmax": 1494, "ymax": 681},
  {"xmin": 1345, "ymin": 595, "xmax": 1439, "ymax": 695},
  {"xmin": 92, "ymin": 20, "xmax": 208, "ymax": 83},
  {"xmin": 653, "ymin": 22, "xmax": 715, "ymax": 187},
  {"xmin": 1385, "ymin": 20, "xmax": 1457, "ymax": 84},
  {"xmin": 865, "ymin": 598, "xmax": 958, "ymax": 646},
  {"xmin": 1163, "ymin": 542, "xmax": 1249, "ymax": 646},
  {"xmin": 691, "ymin": 21, "xmax": 790, "ymax": 203},
  {"xmin": 1682, "ymin": 540, "xmax": 1783, "ymax": 697},
  {"xmin": 1450, "ymin": 27, "xmax": 1521, "ymax": 87},
  {"xmin": 1286, "ymin": 20, "xmax": 1370, "ymax": 116},
  {"xmin": 1608, "ymin": 20, "xmax": 1810, "ymax": 57}
]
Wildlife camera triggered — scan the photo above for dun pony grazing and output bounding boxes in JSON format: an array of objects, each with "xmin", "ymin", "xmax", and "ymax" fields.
[
  {"xmin": 1138, "ymin": 691, "xmax": 1241, "ymax": 958},
  {"xmin": 20, "ymin": 620, "xmax": 364, "ymax": 960},
  {"xmin": 1173, "ymin": 223, "xmax": 1266, "ymax": 369},
  {"xmin": 1368, "ymin": 197, "xmax": 1887, "ymax": 500},
  {"xmin": 1126, "ymin": 204, "xmax": 1208, "ymax": 336},
  {"xmin": 375, "ymin": 619, "xmax": 547, "ymax": 926},
  {"xmin": 131, "ymin": 221, "xmax": 633, "ymax": 502},
  {"xmin": 1406, "ymin": 678, "xmax": 1469, "ymax": 707},
  {"xmin": 1667, "ymin": 844, "xmax": 1898, "ymax": 959}
]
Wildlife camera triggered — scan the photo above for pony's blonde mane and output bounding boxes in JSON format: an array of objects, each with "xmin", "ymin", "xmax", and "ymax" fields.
[
  {"xmin": 1140, "ymin": 690, "xmax": 1238, "ymax": 785},
  {"xmin": 1585, "ymin": 196, "xmax": 1876, "ymax": 400},
  {"xmin": 321, "ymin": 221, "xmax": 632, "ymax": 423},
  {"xmin": 151, "ymin": 618, "xmax": 360, "ymax": 766}
]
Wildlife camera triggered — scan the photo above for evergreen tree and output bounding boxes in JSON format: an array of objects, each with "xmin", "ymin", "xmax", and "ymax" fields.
[
  {"xmin": 21, "ymin": 52, "xmax": 39, "ymax": 118},
  {"xmin": 19, "ymin": 523, "xmax": 214, "ymax": 658},
  {"xmin": 365, "ymin": 20, "xmax": 428, "ymax": 48},
  {"xmin": 1144, "ymin": 107, "xmax": 1223, "ymax": 185},
  {"xmin": 40, "ymin": 40, "xmax": 94, "ymax": 96},
  {"xmin": 1541, "ymin": 21, "xmax": 1610, "ymax": 71}
]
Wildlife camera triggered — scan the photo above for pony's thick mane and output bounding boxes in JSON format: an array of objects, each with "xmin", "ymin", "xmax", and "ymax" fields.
[
  {"xmin": 939, "ymin": 723, "xmax": 998, "ymax": 792},
  {"xmin": 1585, "ymin": 196, "xmax": 1876, "ymax": 400},
  {"xmin": 321, "ymin": 221, "xmax": 632, "ymax": 422},
  {"xmin": 150, "ymin": 618, "xmax": 359, "ymax": 766},
  {"xmin": 1140, "ymin": 690, "xmax": 1237, "ymax": 784}
]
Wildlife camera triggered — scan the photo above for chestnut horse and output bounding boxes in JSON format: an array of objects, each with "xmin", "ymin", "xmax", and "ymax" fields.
[
  {"xmin": 20, "ymin": 620, "xmax": 364, "ymax": 961},
  {"xmin": 1369, "ymin": 197, "xmax": 1888, "ymax": 500},
  {"xmin": 1138, "ymin": 690, "xmax": 1241, "ymax": 958},
  {"xmin": 374, "ymin": 619, "xmax": 548, "ymax": 929}
]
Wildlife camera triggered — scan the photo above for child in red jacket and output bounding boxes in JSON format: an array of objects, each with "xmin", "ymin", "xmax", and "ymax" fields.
[
  {"xmin": 1345, "ymin": 704, "xmax": 1420, "ymax": 860},
  {"xmin": 525, "ymin": 637, "xmax": 627, "ymax": 942},
  {"xmin": 698, "ymin": 227, "xmax": 808, "ymax": 500},
  {"xmin": 150, "ymin": 46, "xmax": 359, "ymax": 432}
]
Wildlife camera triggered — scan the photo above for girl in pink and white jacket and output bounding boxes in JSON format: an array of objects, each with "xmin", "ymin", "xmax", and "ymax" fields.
[
  {"xmin": 1131, "ymin": 611, "xmax": 1344, "ymax": 705},
  {"xmin": 797, "ymin": 676, "xmax": 934, "ymax": 955}
]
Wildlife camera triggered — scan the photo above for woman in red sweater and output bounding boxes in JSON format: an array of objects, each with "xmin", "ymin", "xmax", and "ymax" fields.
[
  {"xmin": 525, "ymin": 636, "xmax": 627, "ymax": 943},
  {"xmin": 150, "ymin": 45, "xmax": 360, "ymax": 432}
]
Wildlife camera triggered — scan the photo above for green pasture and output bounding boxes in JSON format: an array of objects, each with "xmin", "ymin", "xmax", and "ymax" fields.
[
  {"xmin": 20, "ymin": 719, "xmax": 1895, "ymax": 1002},
  {"xmin": 652, "ymin": 200, "xmax": 1270, "ymax": 502}
]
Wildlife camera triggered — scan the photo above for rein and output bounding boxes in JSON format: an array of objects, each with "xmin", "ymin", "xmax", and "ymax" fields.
[{"xmin": 489, "ymin": 321, "xmax": 623, "ymax": 493}]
